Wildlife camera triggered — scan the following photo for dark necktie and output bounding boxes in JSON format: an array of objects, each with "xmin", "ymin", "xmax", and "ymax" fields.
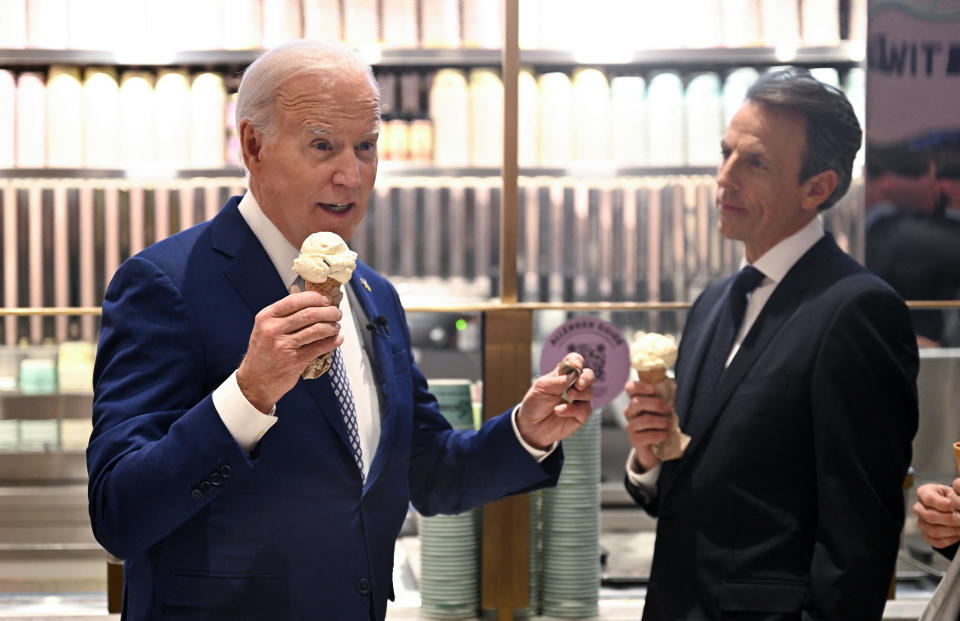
[
  {"xmin": 688, "ymin": 266, "xmax": 765, "ymax": 426},
  {"xmin": 293, "ymin": 276, "xmax": 364, "ymax": 480}
]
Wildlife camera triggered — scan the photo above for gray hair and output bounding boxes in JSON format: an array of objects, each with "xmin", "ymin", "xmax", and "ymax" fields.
[
  {"xmin": 236, "ymin": 39, "xmax": 380, "ymax": 141},
  {"xmin": 746, "ymin": 68, "xmax": 862, "ymax": 211}
]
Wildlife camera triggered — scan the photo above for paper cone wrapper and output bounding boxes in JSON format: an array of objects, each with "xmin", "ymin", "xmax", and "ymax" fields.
[
  {"xmin": 953, "ymin": 442, "xmax": 960, "ymax": 474},
  {"xmin": 301, "ymin": 278, "xmax": 346, "ymax": 380}
]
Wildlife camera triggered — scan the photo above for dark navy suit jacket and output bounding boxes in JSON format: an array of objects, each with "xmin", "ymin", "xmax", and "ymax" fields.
[
  {"xmin": 628, "ymin": 235, "xmax": 919, "ymax": 620},
  {"xmin": 87, "ymin": 197, "xmax": 562, "ymax": 620}
]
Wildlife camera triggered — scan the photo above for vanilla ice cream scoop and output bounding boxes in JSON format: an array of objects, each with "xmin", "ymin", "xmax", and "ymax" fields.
[
  {"xmin": 292, "ymin": 232, "xmax": 358, "ymax": 284},
  {"xmin": 630, "ymin": 331, "xmax": 678, "ymax": 373}
]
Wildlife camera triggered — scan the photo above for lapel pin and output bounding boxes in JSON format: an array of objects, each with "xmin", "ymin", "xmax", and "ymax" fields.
[{"xmin": 360, "ymin": 277, "xmax": 371, "ymax": 292}]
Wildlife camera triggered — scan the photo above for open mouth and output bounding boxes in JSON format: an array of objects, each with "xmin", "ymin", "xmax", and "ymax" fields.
[{"xmin": 319, "ymin": 202, "xmax": 354, "ymax": 214}]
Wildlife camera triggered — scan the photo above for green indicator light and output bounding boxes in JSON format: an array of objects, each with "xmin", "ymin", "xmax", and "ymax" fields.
[{"xmin": 455, "ymin": 318, "xmax": 468, "ymax": 331}]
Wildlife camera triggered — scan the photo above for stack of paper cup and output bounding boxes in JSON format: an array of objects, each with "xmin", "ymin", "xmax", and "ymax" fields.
[
  {"xmin": 418, "ymin": 509, "xmax": 480, "ymax": 620},
  {"xmin": 529, "ymin": 489, "xmax": 544, "ymax": 615},
  {"xmin": 419, "ymin": 379, "xmax": 479, "ymax": 620},
  {"xmin": 428, "ymin": 380, "xmax": 475, "ymax": 431},
  {"xmin": 541, "ymin": 411, "xmax": 600, "ymax": 618}
]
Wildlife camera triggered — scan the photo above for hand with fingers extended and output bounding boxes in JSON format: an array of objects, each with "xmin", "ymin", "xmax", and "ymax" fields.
[
  {"xmin": 516, "ymin": 353, "xmax": 596, "ymax": 450},
  {"xmin": 623, "ymin": 378, "xmax": 675, "ymax": 472},
  {"xmin": 236, "ymin": 286, "xmax": 343, "ymax": 413},
  {"xmin": 915, "ymin": 478, "xmax": 960, "ymax": 549}
]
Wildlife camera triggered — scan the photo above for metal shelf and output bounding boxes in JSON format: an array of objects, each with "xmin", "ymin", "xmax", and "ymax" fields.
[
  {"xmin": 0, "ymin": 43, "xmax": 865, "ymax": 69},
  {"xmin": 0, "ymin": 164, "xmax": 719, "ymax": 180},
  {"xmin": 520, "ymin": 41, "xmax": 866, "ymax": 68}
]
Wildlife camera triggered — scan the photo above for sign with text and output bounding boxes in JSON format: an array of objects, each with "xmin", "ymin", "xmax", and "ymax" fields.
[
  {"xmin": 539, "ymin": 317, "xmax": 630, "ymax": 409},
  {"xmin": 867, "ymin": 0, "xmax": 960, "ymax": 144}
]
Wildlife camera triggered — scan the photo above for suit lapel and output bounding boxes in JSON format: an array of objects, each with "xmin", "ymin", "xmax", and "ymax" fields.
[
  {"xmin": 675, "ymin": 281, "xmax": 729, "ymax": 433},
  {"xmin": 211, "ymin": 200, "xmax": 289, "ymax": 316},
  {"xmin": 348, "ymin": 268, "xmax": 397, "ymax": 490}
]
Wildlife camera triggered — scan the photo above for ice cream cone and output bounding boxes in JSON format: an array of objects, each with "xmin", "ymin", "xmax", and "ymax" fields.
[
  {"xmin": 292, "ymin": 231, "xmax": 358, "ymax": 380},
  {"xmin": 301, "ymin": 279, "xmax": 346, "ymax": 380},
  {"xmin": 305, "ymin": 278, "xmax": 344, "ymax": 307},
  {"xmin": 635, "ymin": 367, "xmax": 668, "ymax": 384},
  {"xmin": 630, "ymin": 331, "xmax": 689, "ymax": 461},
  {"xmin": 953, "ymin": 442, "xmax": 960, "ymax": 474}
]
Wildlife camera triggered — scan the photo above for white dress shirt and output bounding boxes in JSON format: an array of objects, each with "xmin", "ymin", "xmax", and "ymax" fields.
[
  {"xmin": 626, "ymin": 216, "xmax": 825, "ymax": 493},
  {"xmin": 212, "ymin": 192, "xmax": 553, "ymax": 471}
]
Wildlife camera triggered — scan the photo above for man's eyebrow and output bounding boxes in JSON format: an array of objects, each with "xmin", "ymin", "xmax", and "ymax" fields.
[
  {"xmin": 720, "ymin": 139, "xmax": 767, "ymax": 159},
  {"xmin": 306, "ymin": 126, "xmax": 332, "ymax": 136}
]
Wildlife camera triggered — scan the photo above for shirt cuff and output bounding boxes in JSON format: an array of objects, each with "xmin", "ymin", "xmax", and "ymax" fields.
[
  {"xmin": 512, "ymin": 405, "xmax": 558, "ymax": 463},
  {"xmin": 212, "ymin": 370, "xmax": 278, "ymax": 453},
  {"xmin": 625, "ymin": 448, "xmax": 660, "ymax": 500}
]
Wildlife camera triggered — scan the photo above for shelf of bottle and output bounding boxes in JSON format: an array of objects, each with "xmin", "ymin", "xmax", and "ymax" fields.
[
  {"xmin": 0, "ymin": 164, "xmax": 719, "ymax": 180},
  {"xmin": 0, "ymin": 42, "xmax": 865, "ymax": 69}
]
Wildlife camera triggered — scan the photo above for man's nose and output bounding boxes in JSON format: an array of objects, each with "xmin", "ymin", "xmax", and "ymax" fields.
[
  {"xmin": 332, "ymin": 152, "xmax": 361, "ymax": 187},
  {"xmin": 716, "ymin": 159, "xmax": 737, "ymax": 191}
]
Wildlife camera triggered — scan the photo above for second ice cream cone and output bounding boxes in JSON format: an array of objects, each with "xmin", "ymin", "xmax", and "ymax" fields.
[
  {"xmin": 636, "ymin": 367, "xmax": 668, "ymax": 384},
  {"xmin": 953, "ymin": 442, "xmax": 960, "ymax": 474},
  {"xmin": 630, "ymin": 331, "xmax": 689, "ymax": 461}
]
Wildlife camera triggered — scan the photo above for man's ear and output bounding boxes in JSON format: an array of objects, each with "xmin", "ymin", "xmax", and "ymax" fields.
[
  {"xmin": 802, "ymin": 169, "xmax": 838, "ymax": 211},
  {"xmin": 238, "ymin": 119, "xmax": 263, "ymax": 174}
]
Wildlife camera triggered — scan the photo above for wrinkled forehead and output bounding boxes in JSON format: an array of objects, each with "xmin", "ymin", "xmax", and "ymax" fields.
[{"xmin": 276, "ymin": 70, "xmax": 380, "ymax": 127}]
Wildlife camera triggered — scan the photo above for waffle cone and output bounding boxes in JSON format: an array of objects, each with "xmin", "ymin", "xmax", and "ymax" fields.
[
  {"xmin": 953, "ymin": 442, "xmax": 960, "ymax": 474},
  {"xmin": 305, "ymin": 278, "xmax": 344, "ymax": 306},
  {"xmin": 635, "ymin": 367, "xmax": 668, "ymax": 384},
  {"xmin": 632, "ymin": 369, "xmax": 689, "ymax": 461},
  {"xmin": 301, "ymin": 278, "xmax": 347, "ymax": 380}
]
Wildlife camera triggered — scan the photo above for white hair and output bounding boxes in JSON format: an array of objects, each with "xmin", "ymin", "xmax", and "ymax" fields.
[{"xmin": 236, "ymin": 39, "xmax": 380, "ymax": 140}]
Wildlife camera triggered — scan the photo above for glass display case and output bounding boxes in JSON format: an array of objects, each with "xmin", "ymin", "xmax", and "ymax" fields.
[{"xmin": 1, "ymin": 0, "xmax": 957, "ymax": 618}]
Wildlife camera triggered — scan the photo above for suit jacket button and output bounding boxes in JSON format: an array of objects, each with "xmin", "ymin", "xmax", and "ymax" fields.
[
  {"xmin": 191, "ymin": 488, "xmax": 203, "ymax": 500},
  {"xmin": 219, "ymin": 464, "xmax": 232, "ymax": 478},
  {"xmin": 357, "ymin": 578, "xmax": 370, "ymax": 595},
  {"xmin": 209, "ymin": 472, "xmax": 222, "ymax": 485},
  {"xmin": 200, "ymin": 481, "xmax": 212, "ymax": 494}
]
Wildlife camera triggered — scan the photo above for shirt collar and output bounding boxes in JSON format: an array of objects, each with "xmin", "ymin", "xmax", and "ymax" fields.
[
  {"xmin": 237, "ymin": 192, "xmax": 300, "ymax": 289},
  {"xmin": 742, "ymin": 216, "xmax": 824, "ymax": 285}
]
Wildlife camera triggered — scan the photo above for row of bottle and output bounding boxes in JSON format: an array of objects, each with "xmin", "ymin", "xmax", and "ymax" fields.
[
  {"xmin": 387, "ymin": 65, "xmax": 865, "ymax": 167},
  {"xmin": 0, "ymin": 67, "xmax": 234, "ymax": 169},
  {"xmin": 0, "ymin": 64, "xmax": 865, "ymax": 170},
  {"xmin": 0, "ymin": 0, "xmax": 864, "ymax": 53}
]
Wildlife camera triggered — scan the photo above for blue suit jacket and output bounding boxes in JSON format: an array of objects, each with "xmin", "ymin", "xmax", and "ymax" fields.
[
  {"xmin": 87, "ymin": 197, "xmax": 562, "ymax": 620},
  {"xmin": 627, "ymin": 235, "xmax": 919, "ymax": 620}
]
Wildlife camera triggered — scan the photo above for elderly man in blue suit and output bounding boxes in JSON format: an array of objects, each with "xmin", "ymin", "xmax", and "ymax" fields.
[
  {"xmin": 622, "ymin": 69, "xmax": 919, "ymax": 620},
  {"xmin": 87, "ymin": 39, "xmax": 595, "ymax": 621}
]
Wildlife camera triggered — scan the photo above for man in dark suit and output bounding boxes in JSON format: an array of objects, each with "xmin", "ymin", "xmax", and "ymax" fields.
[
  {"xmin": 622, "ymin": 68, "xmax": 919, "ymax": 620},
  {"xmin": 87, "ymin": 39, "xmax": 595, "ymax": 620}
]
